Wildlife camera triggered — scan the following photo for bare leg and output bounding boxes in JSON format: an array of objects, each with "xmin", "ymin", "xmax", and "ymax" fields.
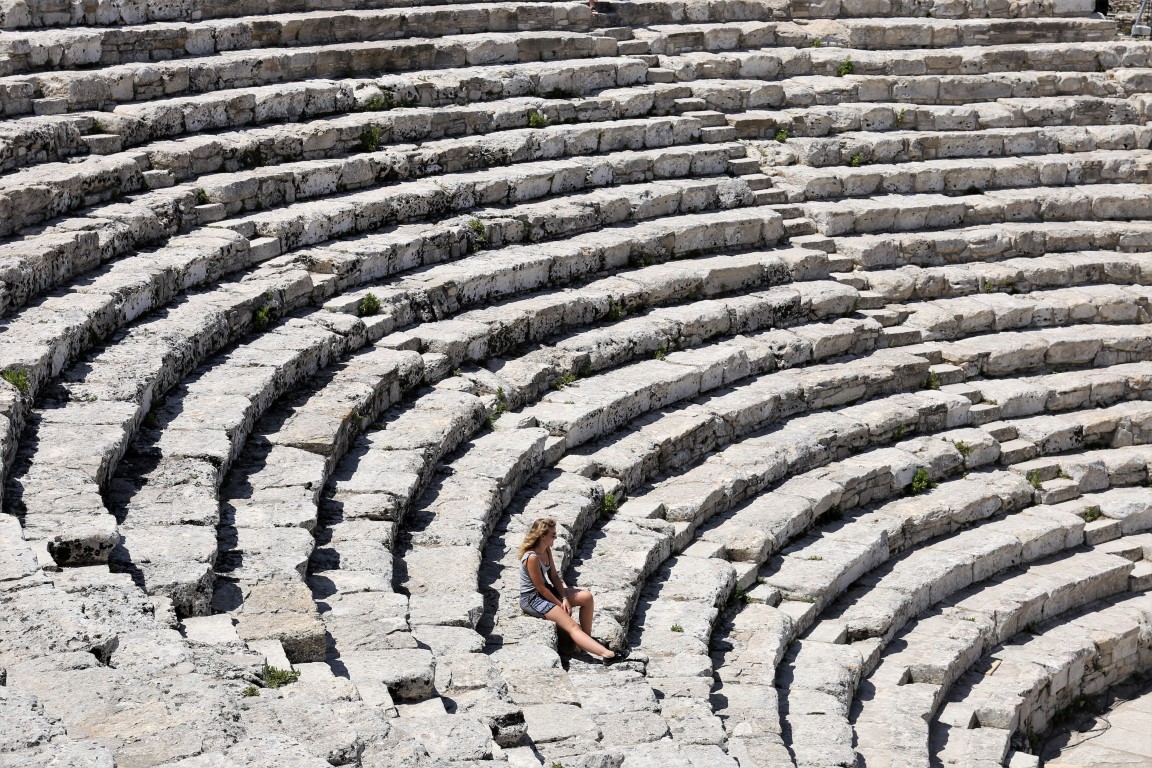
[
  {"xmin": 565, "ymin": 587, "xmax": 596, "ymax": 635},
  {"xmin": 544, "ymin": 604, "xmax": 614, "ymax": 658}
]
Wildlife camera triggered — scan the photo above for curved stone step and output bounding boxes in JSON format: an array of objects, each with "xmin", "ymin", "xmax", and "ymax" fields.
[
  {"xmin": 726, "ymin": 95, "xmax": 1143, "ymax": 137},
  {"xmin": 0, "ymin": 49, "xmax": 650, "ymax": 118},
  {"xmin": 776, "ymin": 465, "xmax": 1151, "ymax": 765},
  {"xmin": 0, "ymin": 152, "xmax": 751, "ymax": 427},
  {"xmin": 772, "ymin": 150, "xmax": 1152, "ymax": 203},
  {"xmin": 829, "ymin": 467, "xmax": 1152, "ymax": 643},
  {"xmin": 790, "ymin": 0, "xmax": 1096, "ymax": 20},
  {"xmin": 844, "ymin": 252, "xmax": 1152, "ymax": 307},
  {"xmin": 709, "ymin": 459, "xmax": 1147, "ymax": 767},
  {"xmin": 483, "ymin": 329, "xmax": 918, "ymax": 632},
  {"xmin": 0, "ymin": 110, "xmax": 708, "ymax": 244},
  {"xmin": 856, "ymin": 550, "xmax": 1139, "ymax": 767},
  {"xmin": 0, "ymin": 3, "xmax": 600, "ymax": 76},
  {"xmin": 765, "ymin": 124, "xmax": 1151, "ymax": 170},
  {"xmin": 570, "ymin": 354, "xmax": 1151, "ymax": 638},
  {"xmin": 81, "ymin": 213, "xmax": 829, "ymax": 723},
  {"xmin": 0, "ymin": 0, "xmax": 785, "ymax": 31},
  {"xmin": 659, "ymin": 41, "xmax": 1152, "ymax": 84},
  {"xmin": 802, "ymin": 183, "xmax": 1152, "ymax": 237},
  {"xmin": 1037, "ymin": 669, "xmax": 1152, "ymax": 768},
  {"xmin": 0, "ymin": 80, "xmax": 685, "ymax": 174},
  {"xmin": 7, "ymin": 189, "xmax": 769, "ymax": 566},
  {"xmin": 934, "ymin": 590, "xmax": 1152, "ymax": 766},
  {"xmin": 627, "ymin": 407, "xmax": 1148, "ymax": 765},
  {"xmin": 684, "ymin": 70, "xmax": 1128, "ymax": 114},
  {"xmin": 0, "ymin": 30, "xmax": 622, "ymax": 115},
  {"xmin": 852, "ymin": 538, "xmax": 1148, "ymax": 766},
  {"xmin": 835, "ymin": 220, "xmax": 1152, "ymax": 271},
  {"xmin": 772, "ymin": 16, "xmax": 1116, "ymax": 47},
  {"xmin": 635, "ymin": 17, "xmax": 1115, "ymax": 59},
  {"xmin": 892, "ymin": 284, "xmax": 1152, "ymax": 340},
  {"xmin": 0, "ymin": 111, "xmax": 102, "ymax": 174}
]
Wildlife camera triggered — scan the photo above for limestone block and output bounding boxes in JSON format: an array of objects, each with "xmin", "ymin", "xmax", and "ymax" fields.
[
  {"xmin": 522, "ymin": 703, "xmax": 600, "ymax": 744},
  {"xmin": 339, "ymin": 649, "xmax": 435, "ymax": 702}
]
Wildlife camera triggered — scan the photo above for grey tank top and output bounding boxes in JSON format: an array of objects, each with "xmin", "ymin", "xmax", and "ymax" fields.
[{"xmin": 520, "ymin": 551, "xmax": 555, "ymax": 596}]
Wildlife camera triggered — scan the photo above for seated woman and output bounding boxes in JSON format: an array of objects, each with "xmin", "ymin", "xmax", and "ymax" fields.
[{"xmin": 519, "ymin": 517, "xmax": 617, "ymax": 661}]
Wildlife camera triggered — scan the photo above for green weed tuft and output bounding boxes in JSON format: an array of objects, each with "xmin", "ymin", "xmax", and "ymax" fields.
[
  {"xmin": 363, "ymin": 93, "xmax": 393, "ymax": 111},
  {"xmin": 2, "ymin": 368, "xmax": 29, "ymax": 395},
  {"xmin": 361, "ymin": 92, "xmax": 415, "ymax": 111},
  {"xmin": 836, "ymin": 57, "xmax": 854, "ymax": 77},
  {"xmin": 261, "ymin": 663, "xmax": 300, "ymax": 689},
  {"xmin": 775, "ymin": 128, "xmax": 790, "ymax": 143},
  {"xmin": 528, "ymin": 110, "xmax": 548, "ymax": 129},
  {"xmin": 602, "ymin": 492, "xmax": 618, "ymax": 518},
  {"xmin": 670, "ymin": 623, "xmax": 684, "ymax": 633},
  {"xmin": 924, "ymin": 371, "xmax": 940, "ymax": 390},
  {"xmin": 242, "ymin": 685, "xmax": 260, "ymax": 697},
  {"xmin": 358, "ymin": 292, "xmax": 382, "ymax": 317},
  {"xmin": 466, "ymin": 218, "xmax": 487, "ymax": 251},
  {"xmin": 953, "ymin": 440, "xmax": 973, "ymax": 458},
  {"xmin": 1026, "ymin": 469, "xmax": 1044, "ymax": 491},
  {"xmin": 253, "ymin": 303, "xmax": 273, "ymax": 332},
  {"xmin": 486, "ymin": 387, "xmax": 507, "ymax": 429},
  {"xmin": 359, "ymin": 126, "xmax": 382, "ymax": 152},
  {"xmin": 552, "ymin": 372, "xmax": 577, "ymax": 391},
  {"xmin": 1082, "ymin": 505, "xmax": 1102, "ymax": 523},
  {"xmin": 848, "ymin": 153, "xmax": 864, "ymax": 168},
  {"xmin": 910, "ymin": 468, "xmax": 935, "ymax": 495}
]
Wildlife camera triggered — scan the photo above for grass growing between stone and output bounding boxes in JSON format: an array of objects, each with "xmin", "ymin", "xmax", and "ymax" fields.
[
  {"xmin": 261, "ymin": 663, "xmax": 300, "ymax": 689},
  {"xmin": 2, "ymin": 368, "xmax": 29, "ymax": 394},
  {"xmin": 601, "ymin": 493, "xmax": 618, "ymax": 518},
  {"xmin": 358, "ymin": 292, "xmax": 382, "ymax": 317},
  {"xmin": 910, "ymin": 468, "xmax": 936, "ymax": 495}
]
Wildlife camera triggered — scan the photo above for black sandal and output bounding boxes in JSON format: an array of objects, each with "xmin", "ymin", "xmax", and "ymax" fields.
[{"xmin": 600, "ymin": 648, "xmax": 629, "ymax": 665}]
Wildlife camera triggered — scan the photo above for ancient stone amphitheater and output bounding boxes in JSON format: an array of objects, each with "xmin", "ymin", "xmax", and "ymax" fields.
[{"xmin": 3, "ymin": 0, "xmax": 1152, "ymax": 763}]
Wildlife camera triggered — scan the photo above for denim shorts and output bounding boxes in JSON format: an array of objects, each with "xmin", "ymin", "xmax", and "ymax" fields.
[{"xmin": 521, "ymin": 593, "xmax": 556, "ymax": 618}]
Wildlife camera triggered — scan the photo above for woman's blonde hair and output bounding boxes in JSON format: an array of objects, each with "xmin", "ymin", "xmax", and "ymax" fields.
[{"xmin": 518, "ymin": 517, "xmax": 557, "ymax": 558}]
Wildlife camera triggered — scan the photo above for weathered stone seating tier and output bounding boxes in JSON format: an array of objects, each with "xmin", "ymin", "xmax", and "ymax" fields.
[{"xmin": 3, "ymin": 0, "xmax": 1152, "ymax": 762}]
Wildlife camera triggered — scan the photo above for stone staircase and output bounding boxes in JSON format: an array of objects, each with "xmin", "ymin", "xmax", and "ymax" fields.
[{"xmin": 2, "ymin": 0, "xmax": 1152, "ymax": 765}]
